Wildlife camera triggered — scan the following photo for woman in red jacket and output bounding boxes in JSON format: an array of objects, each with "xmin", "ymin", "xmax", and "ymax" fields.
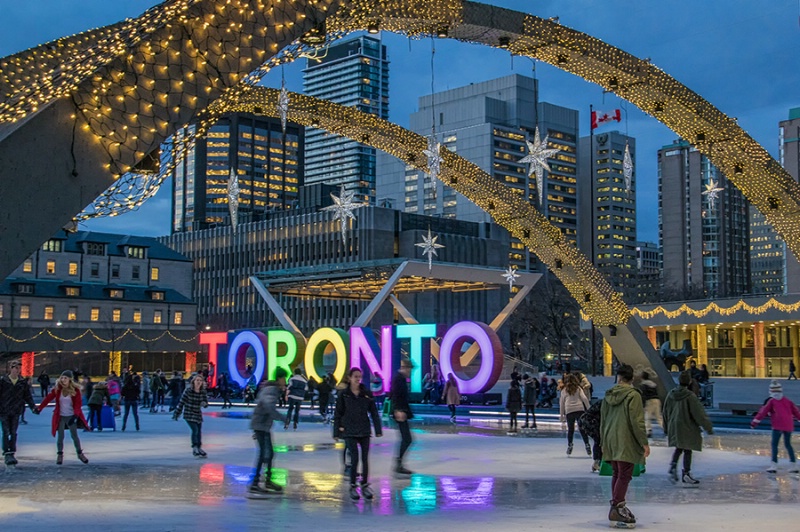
[{"xmin": 37, "ymin": 370, "xmax": 90, "ymax": 465}]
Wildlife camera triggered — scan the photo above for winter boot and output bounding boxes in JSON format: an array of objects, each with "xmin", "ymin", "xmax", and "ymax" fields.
[
  {"xmin": 585, "ymin": 443, "xmax": 592, "ymax": 456},
  {"xmin": 349, "ymin": 484, "xmax": 360, "ymax": 500},
  {"xmin": 567, "ymin": 443, "xmax": 573, "ymax": 456},
  {"xmin": 56, "ymin": 452, "xmax": 63, "ymax": 465},
  {"xmin": 668, "ymin": 462, "xmax": 679, "ymax": 484},
  {"xmin": 767, "ymin": 461, "xmax": 778, "ymax": 473},
  {"xmin": 608, "ymin": 501, "xmax": 636, "ymax": 528},
  {"xmin": 77, "ymin": 450, "xmax": 89, "ymax": 464},
  {"xmin": 682, "ymin": 470, "xmax": 699, "ymax": 486}
]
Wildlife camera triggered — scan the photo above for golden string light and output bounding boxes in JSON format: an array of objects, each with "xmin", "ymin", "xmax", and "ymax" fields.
[
  {"xmin": 0, "ymin": 328, "xmax": 200, "ymax": 345},
  {"xmin": 631, "ymin": 298, "xmax": 800, "ymax": 320}
]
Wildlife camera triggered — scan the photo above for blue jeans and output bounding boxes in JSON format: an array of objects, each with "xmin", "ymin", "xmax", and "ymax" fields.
[
  {"xmin": 253, "ymin": 430, "xmax": 274, "ymax": 482},
  {"xmin": 186, "ymin": 421, "xmax": 202, "ymax": 448},
  {"xmin": 771, "ymin": 430, "xmax": 797, "ymax": 463},
  {"xmin": 122, "ymin": 400, "xmax": 139, "ymax": 430}
]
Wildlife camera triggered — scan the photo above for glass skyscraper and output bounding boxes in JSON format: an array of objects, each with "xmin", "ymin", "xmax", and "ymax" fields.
[{"xmin": 302, "ymin": 35, "xmax": 389, "ymax": 204}]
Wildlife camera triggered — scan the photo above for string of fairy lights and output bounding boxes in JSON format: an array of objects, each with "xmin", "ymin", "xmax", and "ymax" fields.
[
  {"xmin": 0, "ymin": 328, "xmax": 200, "ymax": 345},
  {"xmin": 2, "ymin": 0, "xmax": 799, "ymax": 326},
  {"xmin": 631, "ymin": 298, "xmax": 800, "ymax": 320}
]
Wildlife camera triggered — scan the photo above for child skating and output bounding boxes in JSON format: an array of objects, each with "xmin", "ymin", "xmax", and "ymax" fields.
[
  {"xmin": 751, "ymin": 380, "xmax": 800, "ymax": 473},
  {"xmin": 248, "ymin": 369, "xmax": 287, "ymax": 496}
]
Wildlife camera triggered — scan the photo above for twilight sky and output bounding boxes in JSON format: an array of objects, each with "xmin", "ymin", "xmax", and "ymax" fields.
[{"xmin": 2, "ymin": 1, "xmax": 798, "ymax": 243}]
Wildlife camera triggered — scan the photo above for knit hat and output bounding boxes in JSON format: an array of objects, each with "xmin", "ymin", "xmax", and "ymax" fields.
[
  {"xmin": 769, "ymin": 380, "xmax": 782, "ymax": 394},
  {"xmin": 678, "ymin": 371, "xmax": 692, "ymax": 387},
  {"xmin": 60, "ymin": 370, "xmax": 74, "ymax": 379}
]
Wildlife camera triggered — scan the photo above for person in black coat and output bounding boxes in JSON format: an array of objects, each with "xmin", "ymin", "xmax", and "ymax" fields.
[
  {"xmin": 389, "ymin": 360, "xmax": 414, "ymax": 476},
  {"xmin": 334, "ymin": 368, "xmax": 382, "ymax": 500},
  {"xmin": 1, "ymin": 360, "xmax": 39, "ymax": 465},
  {"xmin": 37, "ymin": 371, "xmax": 50, "ymax": 398}
]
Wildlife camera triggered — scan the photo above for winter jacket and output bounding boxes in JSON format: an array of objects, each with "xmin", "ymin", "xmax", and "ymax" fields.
[
  {"xmin": 638, "ymin": 379, "xmax": 659, "ymax": 402},
  {"xmin": 150, "ymin": 374, "xmax": 165, "ymax": 393},
  {"xmin": 0, "ymin": 375, "xmax": 37, "ymax": 416},
  {"xmin": 442, "ymin": 380, "xmax": 461, "ymax": 406},
  {"xmin": 753, "ymin": 395, "xmax": 800, "ymax": 432},
  {"xmin": 506, "ymin": 387, "xmax": 522, "ymax": 413},
  {"xmin": 168, "ymin": 376, "xmax": 184, "ymax": 397},
  {"xmin": 389, "ymin": 371, "xmax": 413, "ymax": 419},
  {"xmin": 600, "ymin": 384, "xmax": 648, "ymax": 464},
  {"xmin": 38, "ymin": 386, "xmax": 90, "ymax": 437},
  {"xmin": 522, "ymin": 378, "xmax": 539, "ymax": 406},
  {"xmin": 333, "ymin": 384, "xmax": 382, "ymax": 439},
  {"xmin": 250, "ymin": 383, "xmax": 284, "ymax": 432},
  {"xmin": 559, "ymin": 387, "xmax": 590, "ymax": 419},
  {"xmin": 174, "ymin": 388, "xmax": 208, "ymax": 424},
  {"xmin": 577, "ymin": 373, "xmax": 593, "ymax": 397},
  {"xmin": 286, "ymin": 374, "xmax": 308, "ymax": 401},
  {"xmin": 122, "ymin": 376, "xmax": 141, "ymax": 401},
  {"xmin": 578, "ymin": 400, "xmax": 602, "ymax": 441},
  {"xmin": 107, "ymin": 379, "xmax": 121, "ymax": 397},
  {"xmin": 662, "ymin": 386, "xmax": 713, "ymax": 451},
  {"xmin": 87, "ymin": 383, "xmax": 111, "ymax": 407},
  {"xmin": 37, "ymin": 374, "xmax": 50, "ymax": 388}
]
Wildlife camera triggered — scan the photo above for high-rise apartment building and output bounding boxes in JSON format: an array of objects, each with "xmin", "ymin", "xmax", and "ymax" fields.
[
  {"xmin": 377, "ymin": 74, "xmax": 579, "ymax": 271},
  {"xmin": 578, "ymin": 131, "xmax": 637, "ymax": 301},
  {"xmin": 658, "ymin": 140, "xmax": 750, "ymax": 300},
  {"xmin": 171, "ymin": 113, "xmax": 304, "ymax": 233},
  {"xmin": 303, "ymin": 35, "xmax": 389, "ymax": 203},
  {"xmin": 780, "ymin": 108, "xmax": 800, "ymax": 293},
  {"xmin": 635, "ymin": 241, "xmax": 662, "ymax": 304}
]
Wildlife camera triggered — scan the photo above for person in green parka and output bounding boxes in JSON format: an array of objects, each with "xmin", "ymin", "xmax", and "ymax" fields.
[
  {"xmin": 600, "ymin": 363, "xmax": 650, "ymax": 528},
  {"xmin": 662, "ymin": 370, "xmax": 713, "ymax": 486}
]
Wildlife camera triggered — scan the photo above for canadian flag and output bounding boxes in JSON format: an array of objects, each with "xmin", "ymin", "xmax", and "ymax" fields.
[{"xmin": 591, "ymin": 109, "xmax": 621, "ymax": 130}]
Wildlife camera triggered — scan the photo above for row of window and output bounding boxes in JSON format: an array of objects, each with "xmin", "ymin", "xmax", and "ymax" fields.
[
  {"xmin": 0, "ymin": 303, "xmax": 182, "ymax": 324},
  {"xmin": 23, "ymin": 259, "xmax": 161, "ymax": 281}
]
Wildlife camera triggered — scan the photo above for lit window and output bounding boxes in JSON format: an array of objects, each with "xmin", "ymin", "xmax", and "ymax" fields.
[
  {"xmin": 20, "ymin": 305, "xmax": 30, "ymax": 320},
  {"xmin": 22, "ymin": 259, "xmax": 32, "ymax": 273},
  {"xmin": 153, "ymin": 310, "xmax": 163, "ymax": 324},
  {"xmin": 90, "ymin": 308, "xmax": 100, "ymax": 322},
  {"xmin": 174, "ymin": 311, "xmax": 183, "ymax": 325},
  {"xmin": 127, "ymin": 246, "xmax": 146, "ymax": 259},
  {"xmin": 42, "ymin": 239, "xmax": 62, "ymax": 252},
  {"xmin": 109, "ymin": 289, "xmax": 124, "ymax": 299},
  {"xmin": 112, "ymin": 309, "xmax": 121, "ymax": 322},
  {"xmin": 133, "ymin": 309, "xmax": 142, "ymax": 324},
  {"xmin": 151, "ymin": 291, "xmax": 165, "ymax": 301},
  {"xmin": 151, "ymin": 267, "xmax": 160, "ymax": 281},
  {"xmin": 67, "ymin": 307, "xmax": 77, "ymax": 321},
  {"xmin": 44, "ymin": 305, "xmax": 54, "ymax": 320},
  {"xmin": 0, "ymin": 304, "xmax": 3, "ymax": 319},
  {"xmin": 46, "ymin": 260, "xmax": 56, "ymax": 274},
  {"xmin": 68, "ymin": 262, "xmax": 78, "ymax": 276},
  {"xmin": 65, "ymin": 286, "xmax": 80, "ymax": 297}
]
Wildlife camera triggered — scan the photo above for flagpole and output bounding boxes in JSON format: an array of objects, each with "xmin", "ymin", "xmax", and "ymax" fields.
[{"xmin": 589, "ymin": 104, "xmax": 597, "ymax": 377}]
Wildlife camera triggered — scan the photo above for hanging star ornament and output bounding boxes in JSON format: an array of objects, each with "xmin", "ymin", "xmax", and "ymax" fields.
[
  {"xmin": 519, "ymin": 126, "xmax": 560, "ymax": 204},
  {"xmin": 322, "ymin": 184, "xmax": 364, "ymax": 246},
  {"xmin": 623, "ymin": 141, "xmax": 634, "ymax": 195},
  {"xmin": 416, "ymin": 227, "xmax": 445, "ymax": 273},
  {"xmin": 423, "ymin": 135, "xmax": 443, "ymax": 181},
  {"xmin": 227, "ymin": 168, "xmax": 240, "ymax": 233},
  {"xmin": 501, "ymin": 265, "xmax": 520, "ymax": 291},
  {"xmin": 702, "ymin": 178, "xmax": 724, "ymax": 211},
  {"xmin": 277, "ymin": 79, "xmax": 290, "ymax": 133}
]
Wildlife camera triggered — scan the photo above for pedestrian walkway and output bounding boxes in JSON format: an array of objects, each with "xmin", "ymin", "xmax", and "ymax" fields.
[{"xmin": 1, "ymin": 406, "xmax": 798, "ymax": 530}]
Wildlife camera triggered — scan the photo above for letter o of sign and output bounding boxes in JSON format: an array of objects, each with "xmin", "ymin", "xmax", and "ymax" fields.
[
  {"xmin": 438, "ymin": 321, "xmax": 503, "ymax": 394},
  {"xmin": 227, "ymin": 330, "xmax": 267, "ymax": 387}
]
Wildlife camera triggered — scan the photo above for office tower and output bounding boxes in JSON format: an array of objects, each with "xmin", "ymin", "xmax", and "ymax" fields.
[
  {"xmin": 303, "ymin": 35, "xmax": 389, "ymax": 203},
  {"xmin": 578, "ymin": 131, "xmax": 637, "ymax": 302},
  {"xmin": 377, "ymin": 74, "xmax": 579, "ymax": 271},
  {"xmin": 635, "ymin": 241, "xmax": 662, "ymax": 304},
  {"xmin": 778, "ymin": 108, "xmax": 800, "ymax": 293},
  {"xmin": 171, "ymin": 113, "xmax": 304, "ymax": 233},
  {"xmin": 658, "ymin": 140, "xmax": 750, "ymax": 300}
]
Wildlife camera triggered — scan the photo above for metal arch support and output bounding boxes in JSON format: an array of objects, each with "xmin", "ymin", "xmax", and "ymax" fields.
[
  {"xmin": 249, "ymin": 275, "xmax": 305, "ymax": 341},
  {"xmin": 351, "ymin": 261, "xmax": 412, "ymax": 328}
]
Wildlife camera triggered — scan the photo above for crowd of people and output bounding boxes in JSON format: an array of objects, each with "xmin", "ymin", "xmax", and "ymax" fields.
[{"xmin": 2, "ymin": 357, "xmax": 800, "ymax": 527}]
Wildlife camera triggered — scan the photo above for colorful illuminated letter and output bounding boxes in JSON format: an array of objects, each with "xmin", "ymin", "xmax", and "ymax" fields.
[
  {"xmin": 227, "ymin": 330, "xmax": 267, "ymax": 387},
  {"xmin": 199, "ymin": 332, "xmax": 229, "ymax": 388},
  {"xmin": 438, "ymin": 321, "xmax": 503, "ymax": 394},
  {"xmin": 350, "ymin": 326, "xmax": 393, "ymax": 393},
  {"xmin": 396, "ymin": 323, "xmax": 436, "ymax": 393},
  {"xmin": 304, "ymin": 328, "xmax": 349, "ymax": 384},
  {"xmin": 267, "ymin": 329, "xmax": 301, "ymax": 381}
]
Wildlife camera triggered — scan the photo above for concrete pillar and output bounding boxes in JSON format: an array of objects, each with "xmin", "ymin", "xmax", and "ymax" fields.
[
  {"xmin": 646, "ymin": 328, "xmax": 657, "ymax": 349},
  {"xmin": 793, "ymin": 326, "xmax": 800, "ymax": 377},
  {"xmin": 603, "ymin": 340, "xmax": 613, "ymax": 376},
  {"xmin": 753, "ymin": 322, "xmax": 766, "ymax": 378},
  {"xmin": 734, "ymin": 327, "xmax": 743, "ymax": 377},
  {"xmin": 696, "ymin": 324, "xmax": 708, "ymax": 366}
]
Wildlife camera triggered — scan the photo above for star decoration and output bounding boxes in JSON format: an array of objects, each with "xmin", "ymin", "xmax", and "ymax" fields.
[
  {"xmin": 227, "ymin": 168, "xmax": 240, "ymax": 233},
  {"xmin": 322, "ymin": 184, "xmax": 364, "ymax": 246},
  {"xmin": 519, "ymin": 126, "xmax": 560, "ymax": 204},
  {"xmin": 422, "ymin": 135, "xmax": 443, "ymax": 181},
  {"xmin": 277, "ymin": 79, "xmax": 290, "ymax": 133},
  {"xmin": 415, "ymin": 227, "xmax": 445, "ymax": 273},
  {"xmin": 501, "ymin": 265, "xmax": 520, "ymax": 291},
  {"xmin": 623, "ymin": 141, "xmax": 633, "ymax": 195},
  {"xmin": 702, "ymin": 178, "xmax": 724, "ymax": 211}
]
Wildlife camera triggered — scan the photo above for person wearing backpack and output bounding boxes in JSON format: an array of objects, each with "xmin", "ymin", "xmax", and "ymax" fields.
[
  {"xmin": 284, "ymin": 368, "xmax": 308, "ymax": 430},
  {"xmin": 579, "ymin": 400, "xmax": 603, "ymax": 473}
]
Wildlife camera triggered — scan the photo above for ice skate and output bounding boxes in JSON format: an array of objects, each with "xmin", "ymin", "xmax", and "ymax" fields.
[
  {"xmin": 247, "ymin": 483, "xmax": 271, "ymax": 498},
  {"xmin": 293, "ymin": 422, "xmax": 298, "ymax": 431},
  {"xmin": 567, "ymin": 443, "xmax": 573, "ymax": 456},
  {"xmin": 450, "ymin": 415, "xmax": 456, "ymax": 424},
  {"xmin": 681, "ymin": 470, "xmax": 700, "ymax": 486},
  {"xmin": 264, "ymin": 479, "xmax": 283, "ymax": 493},
  {"xmin": 197, "ymin": 447, "xmax": 207, "ymax": 458},
  {"xmin": 789, "ymin": 464, "xmax": 799, "ymax": 474},
  {"xmin": 349, "ymin": 484, "xmax": 360, "ymax": 500},
  {"xmin": 393, "ymin": 464, "xmax": 413, "ymax": 478},
  {"xmin": 56, "ymin": 452, "xmax": 63, "ymax": 465},
  {"xmin": 77, "ymin": 451, "xmax": 89, "ymax": 464},
  {"xmin": 192, "ymin": 446, "xmax": 200, "ymax": 457},
  {"xmin": 592, "ymin": 460, "xmax": 601, "ymax": 473},
  {"xmin": 669, "ymin": 463, "xmax": 678, "ymax": 484},
  {"xmin": 361, "ymin": 483, "xmax": 374, "ymax": 500},
  {"xmin": 767, "ymin": 462, "xmax": 778, "ymax": 473},
  {"xmin": 585, "ymin": 443, "xmax": 592, "ymax": 456},
  {"xmin": 608, "ymin": 502, "xmax": 636, "ymax": 529}
]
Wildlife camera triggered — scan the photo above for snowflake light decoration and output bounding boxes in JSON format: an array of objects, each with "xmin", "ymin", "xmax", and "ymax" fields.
[
  {"xmin": 702, "ymin": 178, "xmax": 724, "ymax": 211},
  {"xmin": 520, "ymin": 126, "xmax": 560, "ymax": 204},
  {"xmin": 423, "ymin": 135, "xmax": 443, "ymax": 181},
  {"xmin": 322, "ymin": 184, "xmax": 364, "ymax": 246},
  {"xmin": 227, "ymin": 168, "xmax": 240, "ymax": 233},
  {"xmin": 623, "ymin": 141, "xmax": 633, "ymax": 195},
  {"xmin": 501, "ymin": 265, "xmax": 520, "ymax": 291},
  {"xmin": 277, "ymin": 79, "xmax": 290, "ymax": 133},
  {"xmin": 415, "ymin": 227, "xmax": 445, "ymax": 273}
]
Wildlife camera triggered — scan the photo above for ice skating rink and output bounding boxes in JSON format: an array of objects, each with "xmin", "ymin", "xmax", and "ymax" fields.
[{"xmin": 1, "ymin": 407, "xmax": 799, "ymax": 531}]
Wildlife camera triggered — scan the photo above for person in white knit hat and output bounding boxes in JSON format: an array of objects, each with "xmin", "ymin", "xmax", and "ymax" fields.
[{"xmin": 751, "ymin": 380, "xmax": 800, "ymax": 473}]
